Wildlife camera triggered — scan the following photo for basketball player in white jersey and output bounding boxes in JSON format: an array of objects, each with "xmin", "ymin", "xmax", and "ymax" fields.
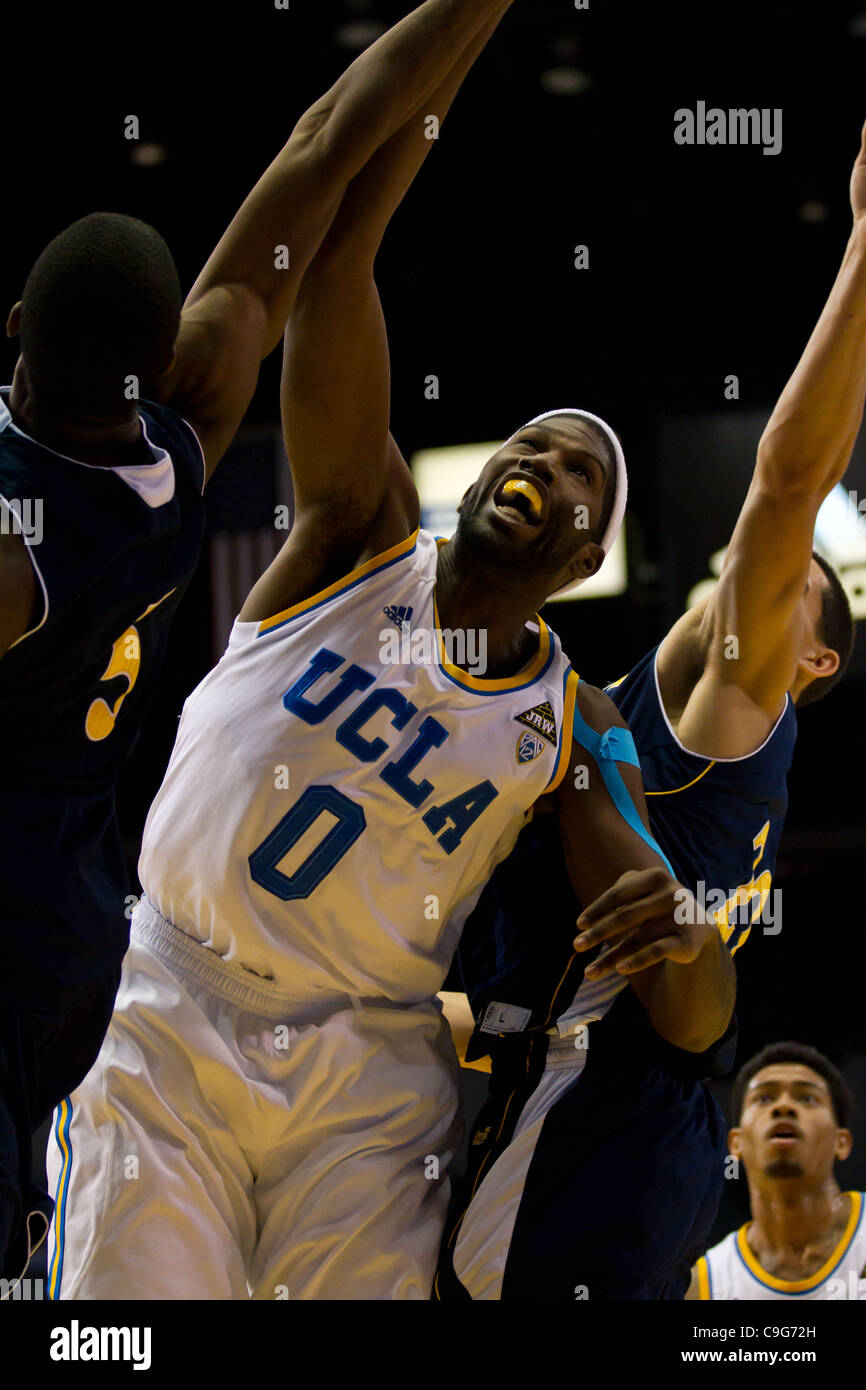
[
  {"xmin": 688, "ymin": 1043, "xmax": 865, "ymax": 1300},
  {"xmin": 46, "ymin": 5, "xmax": 735, "ymax": 1300},
  {"xmin": 2, "ymin": 0, "xmax": 538, "ymax": 1292}
]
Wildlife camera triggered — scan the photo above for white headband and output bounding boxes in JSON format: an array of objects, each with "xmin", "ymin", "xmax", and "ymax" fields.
[{"xmin": 517, "ymin": 408, "xmax": 628, "ymax": 597}]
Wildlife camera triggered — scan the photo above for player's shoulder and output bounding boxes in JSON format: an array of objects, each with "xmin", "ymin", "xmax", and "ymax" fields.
[
  {"xmin": 140, "ymin": 397, "xmax": 205, "ymax": 457},
  {"xmin": 576, "ymin": 678, "xmax": 630, "ymax": 733}
]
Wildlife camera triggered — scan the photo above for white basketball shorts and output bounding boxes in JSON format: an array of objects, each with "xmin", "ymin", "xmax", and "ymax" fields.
[{"xmin": 46, "ymin": 898, "xmax": 462, "ymax": 1300}]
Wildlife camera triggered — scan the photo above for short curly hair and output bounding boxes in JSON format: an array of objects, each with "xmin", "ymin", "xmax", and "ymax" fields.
[
  {"xmin": 19, "ymin": 212, "xmax": 181, "ymax": 416},
  {"xmin": 731, "ymin": 1041, "xmax": 853, "ymax": 1128}
]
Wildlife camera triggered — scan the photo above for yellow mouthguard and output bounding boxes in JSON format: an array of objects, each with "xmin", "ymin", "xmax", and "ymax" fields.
[{"xmin": 501, "ymin": 478, "xmax": 543, "ymax": 518}]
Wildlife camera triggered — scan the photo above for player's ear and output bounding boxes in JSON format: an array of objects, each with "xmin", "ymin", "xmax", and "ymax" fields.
[
  {"xmin": 835, "ymin": 1128, "xmax": 854, "ymax": 1162},
  {"xmin": 457, "ymin": 485, "xmax": 473, "ymax": 516},
  {"xmin": 6, "ymin": 302, "xmax": 22, "ymax": 338},
  {"xmin": 728, "ymin": 1127, "xmax": 743, "ymax": 1158},
  {"xmin": 798, "ymin": 645, "xmax": 840, "ymax": 684},
  {"xmin": 566, "ymin": 541, "xmax": 605, "ymax": 585}
]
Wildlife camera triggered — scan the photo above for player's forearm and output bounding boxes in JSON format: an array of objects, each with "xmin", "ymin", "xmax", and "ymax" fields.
[
  {"xmin": 312, "ymin": 0, "xmax": 513, "ymax": 161},
  {"xmin": 629, "ymin": 929, "xmax": 736, "ymax": 1054},
  {"xmin": 757, "ymin": 221, "xmax": 866, "ymax": 495},
  {"xmin": 304, "ymin": 13, "xmax": 505, "ymax": 273},
  {"xmin": 186, "ymin": 0, "xmax": 513, "ymax": 351}
]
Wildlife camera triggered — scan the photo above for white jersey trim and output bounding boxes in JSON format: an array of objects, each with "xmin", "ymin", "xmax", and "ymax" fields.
[
  {"xmin": 651, "ymin": 645, "xmax": 790, "ymax": 764},
  {"xmin": 0, "ymin": 389, "xmax": 177, "ymax": 508}
]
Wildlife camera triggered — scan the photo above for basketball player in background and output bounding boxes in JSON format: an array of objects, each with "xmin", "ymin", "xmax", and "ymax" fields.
[
  {"xmin": 0, "ymin": 0, "xmax": 543, "ymax": 1288},
  {"xmin": 47, "ymin": 4, "xmax": 734, "ymax": 1300},
  {"xmin": 689, "ymin": 1043, "xmax": 864, "ymax": 1300},
  {"xmin": 436, "ymin": 120, "xmax": 864, "ymax": 1301}
]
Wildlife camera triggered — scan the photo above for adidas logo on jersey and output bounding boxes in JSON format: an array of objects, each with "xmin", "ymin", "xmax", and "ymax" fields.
[
  {"xmin": 383, "ymin": 605, "xmax": 414, "ymax": 629},
  {"xmin": 515, "ymin": 700, "xmax": 558, "ymax": 747}
]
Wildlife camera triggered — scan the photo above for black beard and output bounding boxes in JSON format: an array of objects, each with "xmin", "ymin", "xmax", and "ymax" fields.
[
  {"xmin": 454, "ymin": 492, "xmax": 564, "ymax": 591},
  {"xmin": 764, "ymin": 1158, "xmax": 806, "ymax": 1179}
]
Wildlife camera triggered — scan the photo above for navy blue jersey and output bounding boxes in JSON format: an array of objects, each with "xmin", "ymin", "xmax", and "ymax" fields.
[
  {"xmin": 0, "ymin": 387, "xmax": 206, "ymax": 1006},
  {"xmin": 606, "ymin": 644, "xmax": 797, "ymax": 954},
  {"xmin": 456, "ymin": 644, "xmax": 796, "ymax": 1066}
]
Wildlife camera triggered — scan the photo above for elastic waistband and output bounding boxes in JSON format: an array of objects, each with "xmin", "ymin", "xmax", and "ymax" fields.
[{"xmin": 131, "ymin": 897, "xmax": 423, "ymax": 1024}]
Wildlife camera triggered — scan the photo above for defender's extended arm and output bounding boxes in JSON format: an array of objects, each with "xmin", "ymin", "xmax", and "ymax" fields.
[
  {"xmin": 659, "ymin": 122, "xmax": 866, "ymax": 746},
  {"xmin": 556, "ymin": 683, "xmax": 736, "ymax": 1054},
  {"xmin": 157, "ymin": 0, "xmax": 515, "ymax": 480},
  {"xmin": 241, "ymin": 12, "xmax": 509, "ymax": 621}
]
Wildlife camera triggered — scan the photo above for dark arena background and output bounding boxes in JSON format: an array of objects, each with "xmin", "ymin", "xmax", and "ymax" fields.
[{"xmin": 3, "ymin": 0, "xmax": 865, "ymax": 1322}]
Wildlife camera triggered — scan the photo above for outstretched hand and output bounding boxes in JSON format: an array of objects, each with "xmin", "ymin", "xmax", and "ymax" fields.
[{"xmin": 574, "ymin": 867, "xmax": 716, "ymax": 980}]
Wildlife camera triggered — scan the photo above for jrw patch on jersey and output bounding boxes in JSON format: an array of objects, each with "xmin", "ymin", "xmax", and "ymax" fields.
[{"xmin": 515, "ymin": 700, "xmax": 558, "ymax": 747}]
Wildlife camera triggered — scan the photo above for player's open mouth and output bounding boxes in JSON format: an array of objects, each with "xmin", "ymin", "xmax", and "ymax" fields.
[
  {"xmin": 766, "ymin": 1123, "xmax": 802, "ymax": 1144},
  {"xmin": 492, "ymin": 474, "xmax": 547, "ymax": 527}
]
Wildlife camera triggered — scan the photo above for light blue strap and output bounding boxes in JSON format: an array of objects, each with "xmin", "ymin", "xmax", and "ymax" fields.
[{"xmin": 572, "ymin": 692, "xmax": 675, "ymax": 876}]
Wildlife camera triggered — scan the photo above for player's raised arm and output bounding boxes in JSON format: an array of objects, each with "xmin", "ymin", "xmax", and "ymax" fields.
[
  {"xmin": 156, "ymin": 0, "xmax": 515, "ymax": 481},
  {"xmin": 555, "ymin": 683, "xmax": 736, "ymax": 1054},
  {"xmin": 658, "ymin": 121, "xmax": 866, "ymax": 753},
  {"xmin": 241, "ymin": 14, "xmax": 508, "ymax": 619}
]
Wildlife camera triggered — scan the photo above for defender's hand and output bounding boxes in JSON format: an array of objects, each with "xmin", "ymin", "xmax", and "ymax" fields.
[{"xmin": 573, "ymin": 867, "xmax": 716, "ymax": 979}]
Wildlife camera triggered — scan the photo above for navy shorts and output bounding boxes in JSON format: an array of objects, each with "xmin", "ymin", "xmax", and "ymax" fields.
[{"xmin": 435, "ymin": 1007, "xmax": 730, "ymax": 1302}]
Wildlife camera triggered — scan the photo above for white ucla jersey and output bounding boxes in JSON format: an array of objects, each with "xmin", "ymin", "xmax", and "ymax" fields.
[
  {"xmin": 698, "ymin": 1193, "xmax": 866, "ymax": 1300},
  {"xmin": 139, "ymin": 529, "xmax": 579, "ymax": 1006}
]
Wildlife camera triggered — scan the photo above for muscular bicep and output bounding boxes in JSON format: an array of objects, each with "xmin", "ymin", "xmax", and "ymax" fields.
[
  {"xmin": 155, "ymin": 284, "xmax": 270, "ymax": 484},
  {"xmin": 711, "ymin": 474, "xmax": 819, "ymax": 698},
  {"xmin": 554, "ymin": 684, "xmax": 670, "ymax": 910},
  {"xmin": 280, "ymin": 256, "xmax": 411, "ymax": 529},
  {"xmin": 661, "ymin": 475, "xmax": 819, "ymax": 757},
  {"xmin": 672, "ymin": 476, "xmax": 818, "ymax": 745}
]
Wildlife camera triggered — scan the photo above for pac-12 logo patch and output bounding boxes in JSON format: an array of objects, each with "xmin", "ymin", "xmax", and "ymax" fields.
[
  {"xmin": 514, "ymin": 700, "xmax": 558, "ymax": 747},
  {"xmin": 517, "ymin": 730, "xmax": 546, "ymax": 764}
]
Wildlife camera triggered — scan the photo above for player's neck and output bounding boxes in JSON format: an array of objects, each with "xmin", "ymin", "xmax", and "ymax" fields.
[
  {"xmin": 8, "ymin": 361, "xmax": 144, "ymax": 463},
  {"xmin": 435, "ymin": 541, "xmax": 550, "ymax": 679},
  {"xmin": 747, "ymin": 1178, "xmax": 849, "ymax": 1268}
]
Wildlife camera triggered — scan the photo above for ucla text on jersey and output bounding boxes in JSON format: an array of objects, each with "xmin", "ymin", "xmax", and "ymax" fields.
[{"xmin": 139, "ymin": 530, "xmax": 579, "ymax": 1004}]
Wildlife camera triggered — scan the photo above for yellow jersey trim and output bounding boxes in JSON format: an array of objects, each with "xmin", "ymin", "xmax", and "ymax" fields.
[
  {"xmin": 48, "ymin": 1098, "xmax": 73, "ymax": 1299},
  {"xmin": 736, "ymin": 1192, "xmax": 863, "ymax": 1292},
  {"xmin": 546, "ymin": 668, "xmax": 580, "ymax": 795},
  {"xmin": 645, "ymin": 760, "xmax": 717, "ymax": 797},
  {"xmin": 431, "ymin": 594, "xmax": 553, "ymax": 694},
  {"xmin": 696, "ymin": 1256, "xmax": 711, "ymax": 1300},
  {"xmin": 257, "ymin": 529, "xmax": 420, "ymax": 634},
  {"xmin": 431, "ymin": 536, "xmax": 557, "ymax": 695}
]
